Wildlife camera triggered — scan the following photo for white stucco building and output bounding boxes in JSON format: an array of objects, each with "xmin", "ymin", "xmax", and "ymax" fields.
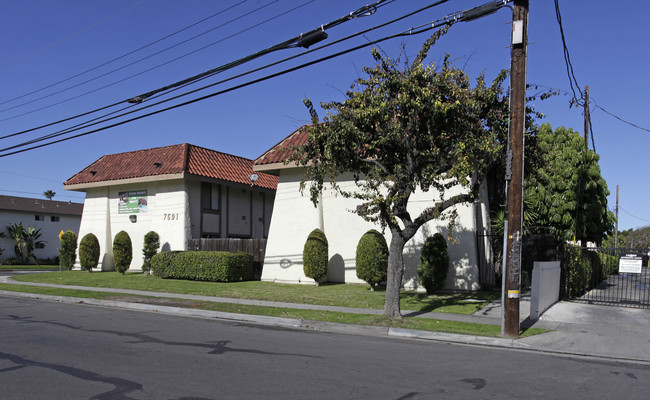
[
  {"xmin": 253, "ymin": 126, "xmax": 493, "ymax": 291},
  {"xmin": 0, "ymin": 195, "xmax": 83, "ymax": 263},
  {"xmin": 64, "ymin": 143, "xmax": 277, "ymax": 271}
]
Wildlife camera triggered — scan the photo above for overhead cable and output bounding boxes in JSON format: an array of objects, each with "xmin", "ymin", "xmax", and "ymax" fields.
[
  {"xmin": 1, "ymin": 0, "xmax": 449, "ymax": 145},
  {"xmin": 0, "ymin": 0, "xmax": 249, "ymax": 109},
  {"xmin": 0, "ymin": 0, "xmax": 510, "ymax": 157}
]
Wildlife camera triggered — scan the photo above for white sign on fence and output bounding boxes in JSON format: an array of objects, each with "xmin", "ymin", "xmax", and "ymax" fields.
[{"xmin": 619, "ymin": 254, "xmax": 643, "ymax": 274}]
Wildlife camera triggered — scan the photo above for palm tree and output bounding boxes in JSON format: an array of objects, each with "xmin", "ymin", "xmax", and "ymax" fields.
[
  {"xmin": 43, "ymin": 190, "xmax": 55, "ymax": 200},
  {"xmin": 6, "ymin": 222, "xmax": 26, "ymax": 263},
  {"xmin": 23, "ymin": 226, "xmax": 46, "ymax": 264}
]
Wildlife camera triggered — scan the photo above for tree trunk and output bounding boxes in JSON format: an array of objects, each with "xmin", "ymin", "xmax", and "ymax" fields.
[{"xmin": 384, "ymin": 233, "xmax": 407, "ymax": 318}]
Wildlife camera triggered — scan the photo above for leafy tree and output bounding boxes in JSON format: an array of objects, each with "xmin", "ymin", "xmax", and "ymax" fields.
[
  {"xmin": 5, "ymin": 223, "xmax": 44, "ymax": 264},
  {"xmin": 22, "ymin": 226, "xmax": 45, "ymax": 264},
  {"xmin": 355, "ymin": 229, "xmax": 388, "ymax": 291},
  {"xmin": 112, "ymin": 230, "xmax": 132, "ymax": 275},
  {"xmin": 526, "ymin": 124, "xmax": 614, "ymax": 245},
  {"xmin": 43, "ymin": 190, "xmax": 56, "ymax": 200},
  {"xmin": 294, "ymin": 30, "xmax": 509, "ymax": 317},
  {"xmin": 6, "ymin": 222, "xmax": 27, "ymax": 263},
  {"xmin": 142, "ymin": 231, "xmax": 160, "ymax": 274},
  {"xmin": 58, "ymin": 230, "xmax": 78, "ymax": 270}
]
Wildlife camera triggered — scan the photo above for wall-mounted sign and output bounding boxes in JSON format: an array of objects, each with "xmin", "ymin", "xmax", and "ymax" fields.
[{"xmin": 118, "ymin": 190, "xmax": 147, "ymax": 214}]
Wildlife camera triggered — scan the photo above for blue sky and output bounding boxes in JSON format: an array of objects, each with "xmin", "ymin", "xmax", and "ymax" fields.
[{"xmin": 1, "ymin": 0, "xmax": 648, "ymax": 231}]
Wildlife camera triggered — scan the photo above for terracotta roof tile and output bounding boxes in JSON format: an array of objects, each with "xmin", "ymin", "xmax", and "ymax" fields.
[
  {"xmin": 65, "ymin": 144, "xmax": 277, "ymax": 190},
  {"xmin": 0, "ymin": 195, "xmax": 83, "ymax": 215},
  {"xmin": 254, "ymin": 125, "xmax": 310, "ymax": 166}
]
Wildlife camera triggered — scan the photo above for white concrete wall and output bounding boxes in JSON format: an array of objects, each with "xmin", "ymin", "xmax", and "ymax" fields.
[
  {"xmin": 0, "ymin": 210, "xmax": 81, "ymax": 263},
  {"xmin": 261, "ymin": 169, "xmax": 484, "ymax": 291},
  {"xmin": 530, "ymin": 261, "xmax": 561, "ymax": 320},
  {"xmin": 75, "ymin": 180, "xmax": 189, "ymax": 271}
]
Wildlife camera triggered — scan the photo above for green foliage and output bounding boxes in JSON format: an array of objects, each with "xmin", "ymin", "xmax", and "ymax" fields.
[
  {"xmin": 43, "ymin": 190, "xmax": 56, "ymax": 200},
  {"xmin": 112, "ymin": 231, "xmax": 132, "ymax": 275},
  {"xmin": 303, "ymin": 229, "xmax": 328, "ymax": 284},
  {"xmin": 561, "ymin": 246, "xmax": 618, "ymax": 297},
  {"xmin": 79, "ymin": 233, "xmax": 100, "ymax": 272},
  {"xmin": 355, "ymin": 229, "xmax": 388, "ymax": 290},
  {"xmin": 417, "ymin": 233, "xmax": 450, "ymax": 294},
  {"xmin": 151, "ymin": 251, "xmax": 254, "ymax": 282},
  {"xmin": 294, "ymin": 29, "xmax": 509, "ymax": 316},
  {"xmin": 142, "ymin": 231, "xmax": 160, "ymax": 273},
  {"xmin": 6, "ymin": 222, "xmax": 27, "ymax": 263},
  {"xmin": 5, "ymin": 222, "xmax": 46, "ymax": 264},
  {"xmin": 58, "ymin": 231, "xmax": 78, "ymax": 270},
  {"xmin": 526, "ymin": 124, "xmax": 614, "ymax": 245}
]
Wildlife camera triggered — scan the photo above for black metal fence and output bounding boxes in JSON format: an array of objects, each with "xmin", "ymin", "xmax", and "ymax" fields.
[{"xmin": 559, "ymin": 246, "xmax": 650, "ymax": 309}]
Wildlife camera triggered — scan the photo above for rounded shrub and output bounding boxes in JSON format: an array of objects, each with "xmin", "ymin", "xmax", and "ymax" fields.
[
  {"xmin": 355, "ymin": 229, "xmax": 388, "ymax": 291},
  {"xmin": 113, "ymin": 230, "xmax": 133, "ymax": 275},
  {"xmin": 417, "ymin": 233, "xmax": 450, "ymax": 294},
  {"xmin": 303, "ymin": 228, "xmax": 328, "ymax": 285},
  {"xmin": 142, "ymin": 231, "xmax": 160, "ymax": 274},
  {"xmin": 58, "ymin": 230, "xmax": 78, "ymax": 270},
  {"xmin": 79, "ymin": 233, "xmax": 100, "ymax": 272}
]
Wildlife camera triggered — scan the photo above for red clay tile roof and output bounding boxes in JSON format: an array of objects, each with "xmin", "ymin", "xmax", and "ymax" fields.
[
  {"xmin": 0, "ymin": 195, "xmax": 83, "ymax": 215},
  {"xmin": 64, "ymin": 144, "xmax": 277, "ymax": 190},
  {"xmin": 254, "ymin": 125, "xmax": 310, "ymax": 166}
]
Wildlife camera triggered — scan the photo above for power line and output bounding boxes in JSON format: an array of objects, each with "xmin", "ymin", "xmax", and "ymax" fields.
[
  {"xmin": 0, "ymin": 0, "xmax": 51, "ymax": 31},
  {"xmin": 553, "ymin": 0, "xmax": 583, "ymax": 107},
  {"xmin": 1, "ymin": 0, "xmax": 448, "ymax": 148},
  {"xmin": 620, "ymin": 207, "xmax": 650, "ymax": 224},
  {"xmin": 0, "ymin": 0, "xmax": 509, "ymax": 157},
  {"xmin": 0, "ymin": 0, "xmax": 286, "ymax": 117},
  {"xmin": 0, "ymin": 0, "xmax": 249, "ymax": 108},
  {"xmin": 1, "ymin": 0, "xmax": 148, "ymax": 68},
  {"xmin": 0, "ymin": 0, "xmax": 395, "ymax": 140},
  {"xmin": 593, "ymin": 103, "xmax": 650, "ymax": 134}
]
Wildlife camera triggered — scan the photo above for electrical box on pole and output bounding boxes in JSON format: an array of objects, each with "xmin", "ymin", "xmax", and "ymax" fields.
[{"xmin": 502, "ymin": 0, "xmax": 528, "ymax": 338}]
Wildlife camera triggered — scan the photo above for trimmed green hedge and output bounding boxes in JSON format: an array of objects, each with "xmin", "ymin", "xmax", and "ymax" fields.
[
  {"xmin": 113, "ymin": 230, "xmax": 133, "ymax": 275},
  {"xmin": 417, "ymin": 233, "xmax": 450, "ymax": 294},
  {"xmin": 355, "ymin": 229, "xmax": 388, "ymax": 290},
  {"xmin": 303, "ymin": 229, "xmax": 328, "ymax": 285},
  {"xmin": 150, "ymin": 251, "xmax": 254, "ymax": 282},
  {"xmin": 79, "ymin": 233, "xmax": 100, "ymax": 272},
  {"xmin": 58, "ymin": 230, "xmax": 78, "ymax": 271},
  {"xmin": 562, "ymin": 246, "xmax": 618, "ymax": 297}
]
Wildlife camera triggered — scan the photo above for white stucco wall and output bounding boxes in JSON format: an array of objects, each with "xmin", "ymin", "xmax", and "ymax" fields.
[
  {"xmin": 0, "ymin": 210, "xmax": 81, "ymax": 263},
  {"xmin": 74, "ymin": 180, "xmax": 189, "ymax": 271},
  {"xmin": 261, "ymin": 168, "xmax": 487, "ymax": 291}
]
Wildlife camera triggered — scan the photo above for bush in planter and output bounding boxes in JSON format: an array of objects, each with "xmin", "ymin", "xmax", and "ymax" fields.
[
  {"xmin": 79, "ymin": 233, "xmax": 100, "ymax": 272},
  {"xmin": 417, "ymin": 233, "xmax": 450, "ymax": 294},
  {"xmin": 355, "ymin": 229, "xmax": 388, "ymax": 291},
  {"xmin": 142, "ymin": 231, "xmax": 160, "ymax": 274},
  {"xmin": 112, "ymin": 230, "xmax": 132, "ymax": 275},
  {"xmin": 58, "ymin": 230, "xmax": 77, "ymax": 270},
  {"xmin": 303, "ymin": 229, "xmax": 328, "ymax": 285},
  {"xmin": 150, "ymin": 251, "xmax": 253, "ymax": 282}
]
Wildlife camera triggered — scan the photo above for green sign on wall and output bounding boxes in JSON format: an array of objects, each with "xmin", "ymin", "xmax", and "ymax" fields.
[{"xmin": 118, "ymin": 190, "xmax": 147, "ymax": 214}]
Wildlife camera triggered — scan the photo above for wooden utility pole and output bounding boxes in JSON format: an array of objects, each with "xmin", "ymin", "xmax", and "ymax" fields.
[
  {"xmin": 584, "ymin": 85, "xmax": 590, "ymax": 150},
  {"xmin": 502, "ymin": 0, "xmax": 528, "ymax": 338},
  {"xmin": 615, "ymin": 185, "xmax": 619, "ymax": 251}
]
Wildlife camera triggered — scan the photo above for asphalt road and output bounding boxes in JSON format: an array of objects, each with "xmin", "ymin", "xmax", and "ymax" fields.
[{"xmin": 1, "ymin": 295, "xmax": 649, "ymax": 400}]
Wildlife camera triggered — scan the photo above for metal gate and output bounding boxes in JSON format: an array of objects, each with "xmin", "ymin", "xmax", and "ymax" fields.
[{"xmin": 560, "ymin": 246, "xmax": 650, "ymax": 309}]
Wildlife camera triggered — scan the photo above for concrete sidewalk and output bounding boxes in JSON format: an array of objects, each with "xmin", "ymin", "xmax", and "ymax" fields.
[{"xmin": 1, "ymin": 275, "xmax": 649, "ymax": 364}]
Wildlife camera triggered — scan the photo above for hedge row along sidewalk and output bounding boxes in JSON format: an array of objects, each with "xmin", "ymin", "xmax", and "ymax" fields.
[{"xmin": 0, "ymin": 271, "xmax": 548, "ymax": 338}]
